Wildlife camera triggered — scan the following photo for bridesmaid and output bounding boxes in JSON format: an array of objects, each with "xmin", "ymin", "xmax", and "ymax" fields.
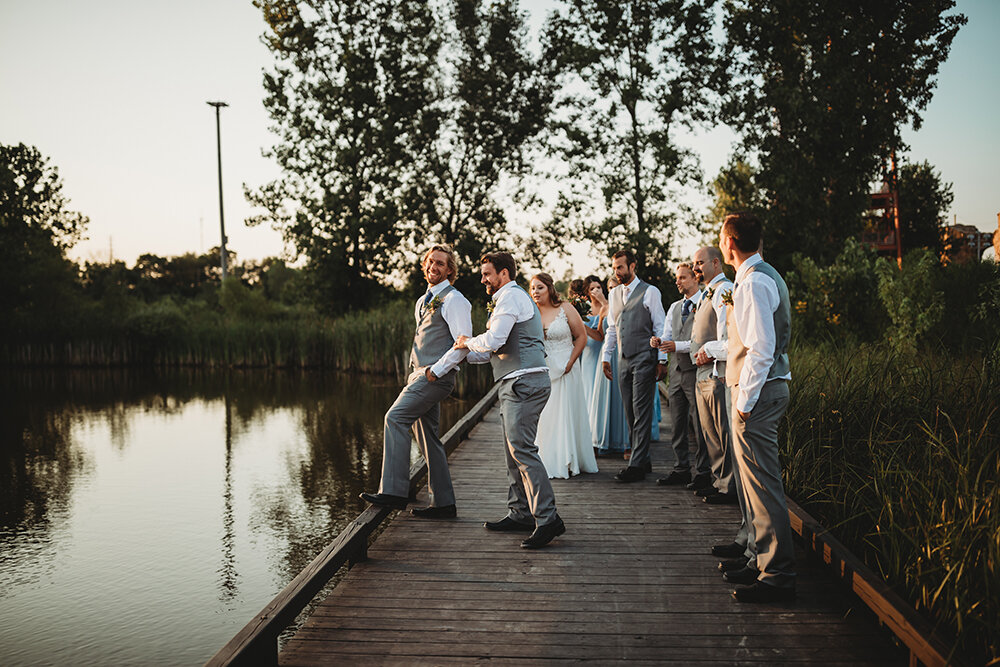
[
  {"xmin": 587, "ymin": 275, "xmax": 630, "ymax": 457},
  {"xmin": 574, "ymin": 277, "xmax": 601, "ymax": 408}
]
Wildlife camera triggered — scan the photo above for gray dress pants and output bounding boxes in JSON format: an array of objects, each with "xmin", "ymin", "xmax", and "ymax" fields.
[
  {"xmin": 618, "ymin": 351, "xmax": 658, "ymax": 467},
  {"xmin": 668, "ymin": 368, "xmax": 709, "ymax": 475},
  {"xmin": 497, "ymin": 372, "xmax": 558, "ymax": 526},
  {"xmin": 378, "ymin": 368, "xmax": 457, "ymax": 506},
  {"xmin": 698, "ymin": 375, "xmax": 735, "ymax": 493},
  {"xmin": 731, "ymin": 379, "xmax": 795, "ymax": 588}
]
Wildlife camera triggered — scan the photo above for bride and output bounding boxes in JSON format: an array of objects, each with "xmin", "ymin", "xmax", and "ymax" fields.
[{"xmin": 529, "ymin": 273, "xmax": 598, "ymax": 479}]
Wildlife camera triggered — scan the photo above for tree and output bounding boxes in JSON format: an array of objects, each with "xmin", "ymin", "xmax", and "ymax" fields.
[
  {"xmin": 724, "ymin": 1, "xmax": 965, "ymax": 271},
  {"xmin": 897, "ymin": 160, "xmax": 952, "ymax": 255},
  {"xmin": 248, "ymin": 0, "xmax": 442, "ymax": 313},
  {"xmin": 540, "ymin": 0, "xmax": 721, "ymax": 282},
  {"xmin": 407, "ymin": 0, "xmax": 553, "ymax": 297},
  {"xmin": 0, "ymin": 143, "xmax": 88, "ymax": 333},
  {"xmin": 701, "ymin": 157, "xmax": 764, "ymax": 243}
]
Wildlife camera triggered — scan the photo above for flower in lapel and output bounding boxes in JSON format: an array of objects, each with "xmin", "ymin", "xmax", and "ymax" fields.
[
  {"xmin": 426, "ymin": 295, "xmax": 444, "ymax": 313},
  {"xmin": 486, "ymin": 299, "xmax": 496, "ymax": 315},
  {"xmin": 705, "ymin": 286, "xmax": 716, "ymax": 302},
  {"xmin": 721, "ymin": 289, "xmax": 734, "ymax": 306}
]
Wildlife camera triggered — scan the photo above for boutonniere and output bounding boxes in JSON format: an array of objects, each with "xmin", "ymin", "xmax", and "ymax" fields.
[
  {"xmin": 426, "ymin": 295, "xmax": 444, "ymax": 313},
  {"xmin": 705, "ymin": 287, "xmax": 716, "ymax": 302},
  {"xmin": 486, "ymin": 299, "xmax": 496, "ymax": 315},
  {"xmin": 721, "ymin": 289, "xmax": 734, "ymax": 306}
]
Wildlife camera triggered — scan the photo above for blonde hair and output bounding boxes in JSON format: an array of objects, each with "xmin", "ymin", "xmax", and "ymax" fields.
[{"xmin": 422, "ymin": 244, "xmax": 458, "ymax": 283}]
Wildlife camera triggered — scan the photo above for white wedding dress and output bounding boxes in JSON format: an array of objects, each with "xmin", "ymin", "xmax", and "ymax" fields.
[{"xmin": 536, "ymin": 308, "xmax": 598, "ymax": 479}]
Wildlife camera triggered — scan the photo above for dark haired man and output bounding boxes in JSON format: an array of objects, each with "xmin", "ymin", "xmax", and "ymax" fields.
[
  {"xmin": 360, "ymin": 245, "xmax": 472, "ymax": 518},
  {"xmin": 453, "ymin": 251, "xmax": 565, "ymax": 549},
  {"xmin": 719, "ymin": 213, "xmax": 796, "ymax": 603},
  {"xmin": 601, "ymin": 249, "xmax": 668, "ymax": 482}
]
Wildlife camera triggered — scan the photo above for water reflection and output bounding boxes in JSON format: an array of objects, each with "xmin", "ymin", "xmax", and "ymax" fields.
[{"xmin": 0, "ymin": 367, "xmax": 490, "ymax": 666}]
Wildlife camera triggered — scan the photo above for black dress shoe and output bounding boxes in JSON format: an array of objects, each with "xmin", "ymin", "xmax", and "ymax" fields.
[
  {"xmin": 521, "ymin": 516, "xmax": 566, "ymax": 549},
  {"xmin": 704, "ymin": 492, "xmax": 738, "ymax": 505},
  {"xmin": 614, "ymin": 466, "xmax": 647, "ymax": 483},
  {"xmin": 711, "ymin": 541, "xmax": 745, "ymax": 558},
  {"xmin": 484, "ymin": 516, "xmax": 535, "ymax": 532},
  {"xmin": 723, "ymin": 566, "xmax": 760, "ymax": 585},
  {"xmin": 359, "ymin": 492, "xmax": 409, "ymax": 509},
  {"xmin": 410, "ymin": 504, "xmax": 457, "ymax": 519},
  {"xmin": 732, "ymin": 581, "xmax": 796, "ymax": 603},
  {"xmin": 685, "ymin": 474, "xmax": 713, "ymax": 491},
  {"xmin": 718, "ymin": 557, "xmax": 750, "ymax": 572},
  {"xmin": 639, "ymin": 460, "xmax": 653, "ymax": 473},
  {"xmin": 655, "ymin": 470, "xmax": 691, "ymax": 486},
  {"xmin": 695, "ymin": 486, "xmax": 719, "ymax": 497}
]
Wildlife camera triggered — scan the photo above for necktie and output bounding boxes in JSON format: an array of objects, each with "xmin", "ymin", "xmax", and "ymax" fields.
[
  {"xmin": 421, "ymin": 291, "xmax": 433, "ymax": 316},
  {"xmin": 623, "ymin": 286, "xmax": 630, "ymax": 302},
  {"xmin": 681, "ymin": 299, "xmax": 692, "ymax": 323}
]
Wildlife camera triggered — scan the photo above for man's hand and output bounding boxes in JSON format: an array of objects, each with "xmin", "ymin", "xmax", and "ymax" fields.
[
  {"xmin": 425, "ymin": 367, "xmax": 438, "ymax": 382},
  {"xmin": 453, "ymin": 335, "xmax": 469, "ymax": 350},
  {"xmin": 694, "ymin": 350, "xmax": 711, "ymax": 366},
  {"xmin": 649, "ymin": 336, "xmax": 660, "ymax": 348},
  {"xmin": 656, "ymin": 362, "xmax": 668, "ymax": 381},
  {"xmin": 658, "ymin": 340, "xmax": 676, "ymax": 353},
  {"xmin": 602, "ymin": 361, "xmax": 613, "ymax": 380}
]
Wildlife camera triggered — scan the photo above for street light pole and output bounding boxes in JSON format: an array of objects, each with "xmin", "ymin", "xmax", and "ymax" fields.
[{"xmin": 207, "ymin": 101, "xmax": 229, "ymax": 280}]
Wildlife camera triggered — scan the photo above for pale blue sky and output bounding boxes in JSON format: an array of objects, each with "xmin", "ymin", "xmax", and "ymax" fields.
[{"xmin": 1, "ymin": 0, "xmax": 996, "ymax": 267}]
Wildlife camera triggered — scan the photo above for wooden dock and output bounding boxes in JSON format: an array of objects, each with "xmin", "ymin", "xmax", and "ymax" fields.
[{"xmin": 278, "ymin": 404, "xmax": 905, "ymax": 666}]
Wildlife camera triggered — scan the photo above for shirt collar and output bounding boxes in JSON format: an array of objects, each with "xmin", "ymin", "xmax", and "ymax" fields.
[
  {"xmin": 493, "ymin": 280, "xmax": 518, "ymax": 301},
  {"xmin": 427, "ymin": 280, "xmax": 450, "ymax": 298},
  {"xmin": 735, "ymin": 253, "xmax": 763, "ymax": 285},
  {"xmin": 624, "ymin": 276, "xmax": 640, "ymax": 291},
  {"xmin": 707, "ymin": 273, "xmax": 727, "ymax": 288}
]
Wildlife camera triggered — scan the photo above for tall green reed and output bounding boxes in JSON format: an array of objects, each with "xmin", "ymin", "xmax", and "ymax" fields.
[{"xmin": 783, "ymin": 342, "xmax": 999, "ymax": 664}]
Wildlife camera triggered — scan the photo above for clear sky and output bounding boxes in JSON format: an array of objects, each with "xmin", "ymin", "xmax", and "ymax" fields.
[{"xmin": 1, "ymin": 0, "xmax": 997, "ymax": 268}]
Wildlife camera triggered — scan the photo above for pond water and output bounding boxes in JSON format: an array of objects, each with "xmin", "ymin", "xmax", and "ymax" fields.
[{"xmin": 0, "ymin": 368, "xmax": 490, "ymax": 666}]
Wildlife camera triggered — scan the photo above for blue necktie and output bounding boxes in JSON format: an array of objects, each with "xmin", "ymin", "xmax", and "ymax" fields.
[{"xmin": 681, "ymin": 299, "xmax": 692, "ymax": 323}]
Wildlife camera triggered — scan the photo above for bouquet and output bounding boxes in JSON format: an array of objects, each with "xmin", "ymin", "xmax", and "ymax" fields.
[{"xmin": 570, "ymin": 296, "xmax": 591, "ymax": 319}]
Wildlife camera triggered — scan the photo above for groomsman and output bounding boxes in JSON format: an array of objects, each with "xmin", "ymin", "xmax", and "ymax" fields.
[
  {"xmin": 653, "ymin": 263, "xmax": 709, "ymax": 488},
  {"xmin": 453, "ymin": 251, "xmax": 565, "ymax": 549},
  {"xmin": 690, "ymin": 247, "xmax": 738, "ymax": 504},
  {"xmin": 360, "ymin": 245, "xmax": 472, "ymax": 518},
  {"xmin": 719, "ymin": 212, "xmax": 796, "ymax": 603},
  {"xmin": 602, "ymin": 249, "xmax": 668, "ymax": 483}
]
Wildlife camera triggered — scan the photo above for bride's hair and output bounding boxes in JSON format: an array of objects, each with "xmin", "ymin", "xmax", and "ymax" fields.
[{"xmin": 530, "ymin": 272, "xmax": 562, "ymax": 306}]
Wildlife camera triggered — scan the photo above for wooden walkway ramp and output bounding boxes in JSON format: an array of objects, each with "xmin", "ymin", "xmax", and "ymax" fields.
[{"xmin": 280, "ymin": 404, "xmax": 904, "ymax": 666}]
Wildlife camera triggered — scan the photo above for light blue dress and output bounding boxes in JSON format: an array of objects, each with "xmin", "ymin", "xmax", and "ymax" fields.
[
  {"xmin": 580, "ymin": 314, "xmax": 603, "ymax": 408},
  {"xmin": 589, "ymin": 316, "xmax": 630, "ymax": 453}
]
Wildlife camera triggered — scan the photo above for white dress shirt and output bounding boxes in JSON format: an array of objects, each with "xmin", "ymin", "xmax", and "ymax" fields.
[
  {"xmin": 464, "ymin": 281, "xmax": 548, "ymax": 380},
  {"xmin": 733, "ymin": 253, "xmax": 792, "ymax": 413},
  {"xmin": 661, "ymin": 289, "xmax": 703, "ymax": 361},
  {"xmin": 602, "ymin": 276, "xmax": 667, "ymax": 363},
  {"xmin": 415, "ymin": 280, "xmax": 473, "ymax": 378},
  {"xmin": 696, "ymin": 273, "xmax": 732, "ymax": 376}
]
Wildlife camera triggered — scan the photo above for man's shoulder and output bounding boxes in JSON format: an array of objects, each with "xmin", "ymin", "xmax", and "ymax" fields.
[{"xmin": 443, "ymin": 285, "xmax": 471, "ymax": 305}]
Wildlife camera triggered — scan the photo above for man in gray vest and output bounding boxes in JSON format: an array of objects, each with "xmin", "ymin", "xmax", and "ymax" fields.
[
  {"xmin": 652, "ymin": 262, "xmax": 709, "ymax": 488},
  {"xmin": 453, "ymin": 251, "xmax": 565, "ymax": 549},
  {"xmin": 602, "ymin": 249, "xmax": 668, "ymax": 483},
  {"xmin": 360, "ymin": 245, "xmax": 472, "ymax": 519},
  {"xmin": 720, "ymin": 212, "xmax": 796, "ymax": 603},
  {"xmin": 690, "ymin": 247, "xmax": 739, "ymax": 504}
]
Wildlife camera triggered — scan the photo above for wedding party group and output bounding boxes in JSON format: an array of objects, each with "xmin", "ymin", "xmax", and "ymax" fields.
[{"xmin": 360, "ymin": 211, "xmax": 796, "ymax": 603}]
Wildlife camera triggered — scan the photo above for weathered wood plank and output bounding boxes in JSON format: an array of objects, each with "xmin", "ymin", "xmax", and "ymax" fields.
[{"xmin": 278, "ymin": 402, "xmax": 907, "ymax": 665}]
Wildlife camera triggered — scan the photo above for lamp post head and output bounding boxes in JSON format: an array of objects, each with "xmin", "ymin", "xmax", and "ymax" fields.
[{"xmin": 207, "ymin": 101, "xmax": 229, "ymax": 109}]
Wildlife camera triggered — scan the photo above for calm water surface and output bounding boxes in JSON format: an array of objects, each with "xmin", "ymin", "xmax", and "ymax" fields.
[{"xmin": 0, "ymin": 368, "xmax": 489, "ymax": 666}]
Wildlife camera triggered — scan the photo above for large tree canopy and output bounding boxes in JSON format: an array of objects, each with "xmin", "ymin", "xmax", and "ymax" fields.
[
  {"xmin": 724, "ymin": 0, "xmax": 965, "ymax": 271},
  {"xmin": 539, "ymin": 0, "xmax": 722, "ymax": 282},
  {"xmin": 0, "ymin": 143, "xmax": 88, "ymax": 330}
]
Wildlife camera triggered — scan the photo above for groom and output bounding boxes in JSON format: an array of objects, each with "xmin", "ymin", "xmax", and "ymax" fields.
[
  {"xmin": 602, "ymin": 249, "xmax": 668, "ymax": 482},
  {"xmin": 360, "ymin": 244, "xmax": 472, "ymax": 518},
  {"xmin": 453, "ymin": 251, "xmax": 565, "ymax": 549}
]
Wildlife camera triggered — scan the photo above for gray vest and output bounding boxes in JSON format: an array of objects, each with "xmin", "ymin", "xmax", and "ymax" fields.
[
  {"xmin": 490, "ymin": 286, "xmax": 547, "ymax": 381},
  {"xmin": 613, "ymin": 280, "xmax": 657, "ymax": 359},
  {"xmin": 669, "ymin": 295, "xmax": 697, "ymax": 373},
  {"xmin": 726, "ymin": 262, "xmax": 791, "ymax": 387},
  {"xmin": 691, "ymin": 279, "xmax": 732, "ymax": 381},
  {"xmin": 410, "ymin": 284, "xmax": 458, "ymax": 368}
]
